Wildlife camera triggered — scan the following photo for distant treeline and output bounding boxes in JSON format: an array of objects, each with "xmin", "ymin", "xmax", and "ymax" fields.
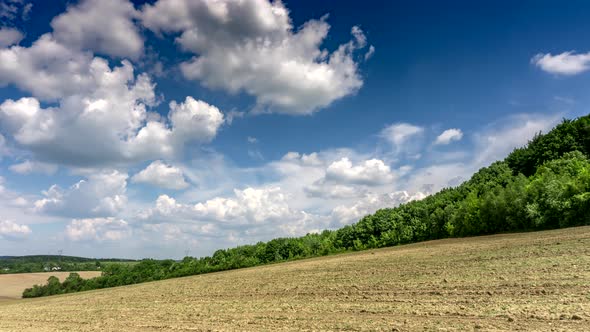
[
  {"xmin": 0, "ymin": 255, "xmax": 136, "ymax": 274},
  {"xmin": 23, "ymin": 115, "xmax": 590, "ymax": 298}
]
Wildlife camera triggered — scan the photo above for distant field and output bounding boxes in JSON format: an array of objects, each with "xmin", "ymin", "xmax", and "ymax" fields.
[
  {"xmin": 0, "ymin": 227, "xmax": 589, "ymax": 331},
  {"xmin": 0, "ymin": 271, "xmax": 101, "ymax": 301}
]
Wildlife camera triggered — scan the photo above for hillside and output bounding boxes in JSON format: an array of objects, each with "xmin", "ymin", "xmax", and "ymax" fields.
[
  {"xmin": 1, "ymin": 227, "xmax": 588, "ymax": 331},
  {"xmin": 21, "ymin": 114, "xmax": 590, "ymax": 299}
]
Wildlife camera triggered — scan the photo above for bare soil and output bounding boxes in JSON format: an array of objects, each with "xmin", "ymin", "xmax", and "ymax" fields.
[{"xmin": 0, "ymin": 227, "xmax": 588, "ymax": 331}]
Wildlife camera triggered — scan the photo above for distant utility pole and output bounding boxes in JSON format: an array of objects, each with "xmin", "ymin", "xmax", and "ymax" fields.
[
  {"xmin": 184, "ymin": 249, "xmax": 190, "ymax": 258},
  {"xmin": 58, "ymin": 250, "xmax": 63, "ymax": 265}
]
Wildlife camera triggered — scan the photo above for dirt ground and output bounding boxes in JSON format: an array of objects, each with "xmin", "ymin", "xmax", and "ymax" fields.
[
  {"xmin": 0, "ymin": 271, "xmax": 101, "ymax": 301},
  {"xmin": 0, "ymin": 227, "xmax": 588, "ymax": 331}
]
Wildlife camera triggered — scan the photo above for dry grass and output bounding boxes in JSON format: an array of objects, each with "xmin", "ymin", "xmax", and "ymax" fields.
[
  {"xmin": 0, "ymin": 271, "xmax": 101, "ymax": 301},
  {"xmin": 0, "ymin": 227, "xmax": 589, "ymax": 331}
]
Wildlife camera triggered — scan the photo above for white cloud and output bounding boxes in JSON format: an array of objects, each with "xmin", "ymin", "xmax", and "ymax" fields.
[
  {"xmin": 364, "ymin": 45, "xmax": 375, "ymax": 60},
  {"xmin": 0, "ymin": 219, "xmax": 31, "ymax": 239},
  {"xmin": 143, "ymin": 187, "xmax": 293, "ymax": 224},
  {"xmin": 532, "ymin": 51, "xmax": 590, "ymax": 75},
  {"xmin": 0, "ymin": 81, "xmax": 224, "ymax": 166},
  {"xmin": 279, "ymin": 151, "xmax": 324, "ymax": 167},
  {"xmin": 0, "ymin": 0, "xmax": 30, "ymax": 21},
  {"xmin": 331, "ymin": 191, "xmax": 427, "ymax": 226},
  {"xmin": 434, "ymin": 128, "xmax": 463, "ymax": 145},
  {"xmin": 0, "ymin": 27, "xmax": 23, "ymax": 47},
  {"xmin": 325, "ymin": 158, "xmax": 394, "ymax": 186},
  {"xmin": 65, "ymin": 217, "xmax": 131, "ymax": 241},
  {"xmin": 132, "ymin": 160, "xmax": 189, "ymax": 190},
  {"xmin": 247, "ymin": 136, "xmax": 258, "ymax": 143},
  {"xmin": 141, "ymin": 0, "xmax": 369, "ymax": 115},
  {"xmin": 195, "ymin": 187, "xmax": 292, "ymax": 224},
  {"xmin": 0, "ymin": 18, "xmax": 224, "ymax": 168},
  {"xmin": 0, "ymin": 60, "xmax": 154, "ymax": 165},
  {"xmin": 9, "ymin": 160, "xmax": 57, "ymax": 175},
  {"xmin": 381, "ymin": 123, "xmax": 424, "ymax": 146},
  {"xmin": 21, "ymin": 2, "xmax": 31, "ymax": 20},
  {"xmin": 168, "ymin": 96, "xmax": 225, "ymax": 143},
  {"xmin": 34, "ymin": 170, "xmax": 128, "ymax": 218},
  {"xmin": 50, "ymin": 0, "xmax": 143, "ymax": 59},
  {"xmin": 10, "ymin": 196, "xmax": 28, "ymax": 207},
  {"xmin": 304, "ymin": 157, "xmax": 395, "ymax": 199},
  {"xmin": 0, "ymin": 34, "xmax": 102, "ymax": 100},
  {"xmin": 140, "ymin": 186, "xmax": 327, "ymax": 238}
]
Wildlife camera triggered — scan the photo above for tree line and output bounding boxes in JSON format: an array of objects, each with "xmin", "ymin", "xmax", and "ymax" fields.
[
  {"xmin": 23, "ymin": 114, "xmax": 590, "ymax": 298},
  {"xmin": 0, "ymin": 255, "xmax": 135, "ymax": 274}
]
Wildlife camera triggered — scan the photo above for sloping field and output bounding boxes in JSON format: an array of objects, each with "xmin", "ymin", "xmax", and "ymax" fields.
[
  {"xmin": 0, "ymin": 271, "xmax": 101, "ymax": 301},
  {"xmin": 0, "ymin": 227, "xmax": 589, "ymax": 331}
]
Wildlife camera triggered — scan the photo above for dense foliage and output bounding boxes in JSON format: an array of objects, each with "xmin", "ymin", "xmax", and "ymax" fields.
[
  {"xmin": 23, "ymin": 115, "xmax": 590, "ymax": 298},
  {"xmin": 0, "ymin": 255, "xmax": 135, "ymax": 274}
]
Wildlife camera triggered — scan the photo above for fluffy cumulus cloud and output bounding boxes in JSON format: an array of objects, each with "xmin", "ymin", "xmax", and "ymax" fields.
[
  {"xmin": 0, "ymin": 0, "xmax": 144, "ymax": 99},
  {"xmin": 0, "ymin": 76, "xmax": 224, "ymax": 166},
  {"xmin": 65, "ymin": 217, "xmax": 131, "ymax": 241},
  {"xmin": 132, "ymin": 160, "xmax": 189, "ymax": 190},
  {"xmin": 0, "ymin": 1, "xmax": 224, "ymax": 168},
  {"xmin": 0, "ymin": 219, "xmax": 31, "ymax": 239},
  {"xmin": 0, "ymin": 34, "xmax": 97, "ymax": 100},
  {"xmin": 0, "ymin": 27, "xmax": 23, "ymax": 47},
  {"xmin": 304, "ymin": 157, "xmax": 395, "ymax": 199},
  {"xmin": 0, "ymin": 60, "xmax": 155, "ymax": 165},
  {"xmin": 268, "ymin": 152, "xmax": 426, "ymax": 228},
  {"xmin": 266, "ymin": 150, "xmax": 423, "ymax": 216},
  {"xmin": 532, "ymin": 51, "xmax": 590, "ymax": 75},
  {"xmin": 144, "ymin": 187, "xmax": 293, "ymax": 224},
  {"xmin": 167, "ymin": 96, "xmax": 225, "ymax": 143},
  {"xmin": 141, "ymin": 0, "xmax": 370, "ymax": 114},
  {"xmin": 434, "ymin": 128, "xmax": 463, "ymax": 145},
  {"xmin": 34, "ymin": 171, "xmax": 128, "ymax": 218},
  {"xmin": 140, "ymin": 186, "xmax": 327, "ymax": 239},
  {"xmin": 50, "ymin": 0, "xmax": 143, "ymax": 59},
  {"xmin": 325, "ymin": 158, "xmax": 394, "ymax": 186}
]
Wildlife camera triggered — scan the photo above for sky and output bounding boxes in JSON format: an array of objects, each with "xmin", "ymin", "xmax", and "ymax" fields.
[{"xmin": 0, "ymin": 0, "xmax": 589, "ymax": 259}]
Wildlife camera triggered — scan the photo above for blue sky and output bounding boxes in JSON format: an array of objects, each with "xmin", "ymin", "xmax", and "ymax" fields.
[{"xmin": 0, "ymin": 0, "xmax": 589, "ymax": 259}]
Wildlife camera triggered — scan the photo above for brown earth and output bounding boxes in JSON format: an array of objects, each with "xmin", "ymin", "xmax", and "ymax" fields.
[
  {"xmin": 0, "ymin": 271, "xmax": 101, "ymax": 301},
  {"xmin": 0, "ymin": 227, "xmax": 589, "ymax": 331}
]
